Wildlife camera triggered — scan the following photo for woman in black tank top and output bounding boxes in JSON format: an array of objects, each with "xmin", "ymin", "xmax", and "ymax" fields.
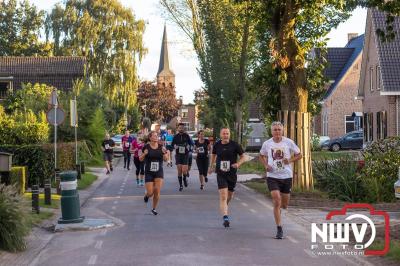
[
  {"xmin": 139, "ymin": 131, "xmax": 169, "ymax": 215},
  {"xmin": 195, "ymin": 130, "xmax": 211, "ymax": 190}
]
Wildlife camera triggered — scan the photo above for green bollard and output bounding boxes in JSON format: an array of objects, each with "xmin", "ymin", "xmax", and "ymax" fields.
[{"xmin": 58, "ymin": 171, "xmax": 84, "ymax": 224}]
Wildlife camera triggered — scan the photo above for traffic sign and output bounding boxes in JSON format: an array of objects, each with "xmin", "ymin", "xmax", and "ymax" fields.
[
  {"xmin": 70, "ymin": 99, "xmax": 78, "ymax": 127},
  {"xmin": 46, "ymin": 108, "xmax": 65, "ymax": 126}
]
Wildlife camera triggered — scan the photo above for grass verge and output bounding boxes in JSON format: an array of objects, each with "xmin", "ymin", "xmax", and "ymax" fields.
[
  {"xmin": 238, "ymin": 160, "xmax": 265, "ymax": 175},
  {"xmin": 23, "ymin": 193, "xmax": 60, "ymax": 209},
  {"xmin": 369, "ymin": 239, "xmax": 400, "ymax": 263},
  {"xmin": 78, "ymin": 173, "xmax": 98, "ymax": 190},
  {"xmin": 28, "ymin": 211, "xmax": 54, "ymax": 227}
]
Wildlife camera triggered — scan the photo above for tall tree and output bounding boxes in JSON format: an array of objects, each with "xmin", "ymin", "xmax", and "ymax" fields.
[
  {"xmin": 46, "ymin": 0, "xmax": 146, "ymax": 114},
  {"xmin": 137, "ymin": 80, "xmax": 180, "ymax": 123},
  {"xmin": 0, "ymin": 0, "xmax": 52, "ymax": 56}
]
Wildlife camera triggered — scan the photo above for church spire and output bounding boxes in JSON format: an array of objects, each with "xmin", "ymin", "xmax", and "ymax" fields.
[{"xmin": 157, "ymin": 24, "xmax": 175, "ymax": 88}]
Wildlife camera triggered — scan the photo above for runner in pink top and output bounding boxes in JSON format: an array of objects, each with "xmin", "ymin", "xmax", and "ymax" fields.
[{"xmin": 132, "ymin": 133, "xmax": 145, "ymax": 186}]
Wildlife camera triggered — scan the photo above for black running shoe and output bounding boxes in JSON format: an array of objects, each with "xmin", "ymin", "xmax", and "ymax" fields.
[
  {"xmin": 200, "ymin": 185, "xmax": 204, "ymax": 190},
  {"xmin": 179, "ymin": 186, "xmax": 183, "ymax": 192},
  {"xmin": 205, "ymin": 177, "xmax": 208, "ymax": 183},
  {"xmin": 106, "ymin": 170, "xmax": 110, "ymax": 175},
  {"xmin": 275, "ymin": 226, "xmax": 283, "ymax": 239},
  {"xmin": 110, "ymin": 166, "xmax": 113, "ymax": 171},
  {"xmin": 127, "ymin": 167, "xmax": 130, "ymax": 170},
  {"xmin": 183, "ymin": 177, "xmax": 188, "ymax": 187},
  {"xmin": 151, "ymin": 209, "xmax": 158, "ymax": 215},
  {"xmin": 144, "ymin": 195, "xmax": 149, "ymax": 203},
  {"xmin": 223, "ymin": 216, "xmax": 230, "ymax": 228}
]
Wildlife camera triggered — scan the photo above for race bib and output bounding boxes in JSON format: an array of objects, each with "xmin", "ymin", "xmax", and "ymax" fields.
[
  {"xmin": 167, "ymin": 141, "xmax": 172, "ymax": 146},
  {"xmin": 125, "ymin": 142, "xmax": 130, "ymax": 148},
  {"xmin": 274, "ymin": 160, "xmax": 285, "ymax": 171},
  {"xmin": 198, "ymin": 147, "xmax": 205, "ymax": 153},
  {"xmin": 105, "ymin": 144, "xmax": 110, "ymax": 149},
  {"xmin": 150, "ymin": 161, "xmax": 159, "ymax": 172},
  {"xmin": 138, "ymin": 149, "xmax": 142, "ymax": 156},
  {"xmin": 178, "ymin": 146, "xmax": 186, "ymax": 154},
  {"xmin": 220, "ymin": 161, "xmax": 230, "ymax": 172}
]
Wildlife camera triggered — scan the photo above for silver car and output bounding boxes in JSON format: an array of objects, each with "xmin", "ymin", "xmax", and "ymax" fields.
[{"xmin": 111, "ymin": 134, "xmax": 123, "ymax": 154}]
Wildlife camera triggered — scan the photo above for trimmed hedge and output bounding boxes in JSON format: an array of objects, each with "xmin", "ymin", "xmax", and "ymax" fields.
[
  {"xmin": 0, "ymin": 142, "xmax": 90, "ymax": 187},
  {"xmin": 10, "ymin": 166, "xmax": 27, "ymax": 194}
]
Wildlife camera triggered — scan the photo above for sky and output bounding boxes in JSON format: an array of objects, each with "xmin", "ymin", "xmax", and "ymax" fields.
[{"xmin": 30, "ymin": 1, "xmax": 367, "ymax": 104}]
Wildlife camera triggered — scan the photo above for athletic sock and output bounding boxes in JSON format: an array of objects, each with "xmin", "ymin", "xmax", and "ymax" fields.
[{"xmin": 178, "ymin": 176, "xmax": 183, "ymax": 186}]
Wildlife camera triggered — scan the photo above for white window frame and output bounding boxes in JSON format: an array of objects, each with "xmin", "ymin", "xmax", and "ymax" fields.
[
  {"xmin": 369, "ymin": 66, "xmax": 374, "ymax": 92},
  {"xmin": 376, "ymin": 65, "xmax": 381, "ymax": 91},
  {"xmin": 345, "ymin": 115, "xmax": 356, "ymax": 134}
]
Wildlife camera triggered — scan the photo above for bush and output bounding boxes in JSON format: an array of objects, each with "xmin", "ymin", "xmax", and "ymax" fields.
[
  {"xmin": 87, "ymin": 108, "xmax": 106, "ymax": 154},
  {"xmin": 0, "ymin": 184, "xmax": 30, "ymax": 252},
  {"xmin": 360, "ymin": 137, "xmax": 400, "ymax": 203},
  {"xmin": 10, "ymin": 166, "xmax": 27, "ymax": 194},
  {"xmin": 313, "ymin": 157, "xmax": 366, "ymax": 202},
  {"xmin": 311, "ymin": 134, "xmax": 321, "ymax": 151}
]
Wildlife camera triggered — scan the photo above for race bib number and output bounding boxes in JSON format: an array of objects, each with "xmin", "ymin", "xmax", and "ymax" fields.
[
  {"xmin": 178, "ymin": 146, "xmax": 186, "ymax": 154},
  {"xmin": 220, "ymin": 161, "xmax": 230, "ymax": 172},
  {"xmin": 274, "ymin": 160, "xmax": 285, "ymax": 171},
  {"xmin": 125, "ymin": 142, "xmax": 130, "ymax": 148},
  {"xmin": 105, "ymin": 144, "xmax": 110, "ymax": 149},
  {"xmin": 150, "ymin": 162, "xmax": 159, "ymax": 172},
  {"xmin": 198, "ymin": 147, "xmax": 205, "ymax": 153}
]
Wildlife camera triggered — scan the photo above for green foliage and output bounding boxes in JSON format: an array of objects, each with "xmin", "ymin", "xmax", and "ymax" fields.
[
  {"xmin": 360, "ymin": 137, "xmax": 400, "ymax": 203},
  {"xmin": 311, "ymin": 134, "xmax": 321, "ymax": 152},
  {"xmin": 87, "ymin": 108, "xmax": 106, "ymax": 154},
  {"xmin": 10, "ymin": 166, "xmax": 27, "ymax": 194},
  {"xmin": 313, "ymin": 157, "xmax": 366, "ymax": 202},
  {"xmin": 0, "ymin": 184, "xmax": 30, "ymax": 252},
  {"xmin": 0, "ymin": 0, "xmax": 52, "ymax": 56},
  {"xmin": 77, "ymin": 173, "xmax": 98, "ymax": 190}
]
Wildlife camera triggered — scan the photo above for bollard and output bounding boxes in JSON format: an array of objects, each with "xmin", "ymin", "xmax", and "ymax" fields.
[
  {"xmin": 44, "ymin": 179, "xmax": 51, "ymax": 205},
  {"xmin": 55, "ymin": 168, "xmax": 61, "ymax": 195},
  {"xmin": 58, "ymin": 171, "xmax": 84, "ymax": 224},
  {"xmin": 80, "ymin": 161, "xmax": 85, "ymax": 174},
  {"xmin": 76, "ymin": 164, "xmax": 81, "ymax": 180},
  {"xmin": 32, "ymin": 184, "xmax": 40, "ymax": 214}
]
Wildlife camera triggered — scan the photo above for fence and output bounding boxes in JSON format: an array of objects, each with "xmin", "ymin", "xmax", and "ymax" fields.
[{"xmin": 277, "ymin": 110, "xmax": 313, "ymax": 190}]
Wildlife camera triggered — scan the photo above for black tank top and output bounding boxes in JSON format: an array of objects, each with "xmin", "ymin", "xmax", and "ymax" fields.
[{"xmin": 143, "ymin": 143, "xmax": 164, "ymax": 173}]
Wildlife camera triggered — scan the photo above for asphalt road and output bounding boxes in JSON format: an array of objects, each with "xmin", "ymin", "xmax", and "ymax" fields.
[{"xmin": 31, "ymin": 158, "xmax": 373, "ymax": 266}]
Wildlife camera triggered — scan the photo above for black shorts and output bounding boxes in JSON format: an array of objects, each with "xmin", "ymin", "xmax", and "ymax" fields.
[
  {"xmin": 196, "ymin": 157, "xmax": 209, "ymax": 176},
  {"xmin": 145, "ymin": 170, "xmax": 164, "ymax": 183},
  {"xmin": 217, "ymin": 174, "xmax": 237, "ymax": 192},
  {"xmin": 175, "ymin": 154, "xmax": 189, "ymax": 165},
  {"xmin": 266, "ymin": 177, "xmax": 292, "ymax": 193},
  {"xmin": 103, "ymin": 152, "xmax": 113, "ymax": 162}
]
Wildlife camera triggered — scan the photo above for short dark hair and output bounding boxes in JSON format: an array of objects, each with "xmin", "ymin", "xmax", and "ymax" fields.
[
  {"xmin": 178, "ymin": 123, "xmax": 185, "ymax": 127},
  {"xmin": 198, "ymin": 130, "xmax": 204, "ymax": 135}
]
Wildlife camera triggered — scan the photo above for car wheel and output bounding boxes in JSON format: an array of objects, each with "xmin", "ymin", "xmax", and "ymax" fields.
[{"xmin": 331, "ymin": 143, "xmax": 340, "ymax": 152}]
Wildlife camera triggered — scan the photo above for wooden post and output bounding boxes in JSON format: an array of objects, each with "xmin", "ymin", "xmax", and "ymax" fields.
[{"xmin": 283, "ymin": 110, "xmax": 288, "ymax": 137}]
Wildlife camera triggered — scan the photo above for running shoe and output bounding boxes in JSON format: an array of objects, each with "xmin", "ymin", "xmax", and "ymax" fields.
[
  {"xmin": 151, "ymin": 209, "xmax": 158, "ymax": 215},
  {"xmin": 200, "ymin": 185, "xmax": 204, "ymax": 190},
  {"xmin": 205, "ymin": 177, "xmax": 208, "ymax": 183},
  {"xmin": 140, "ymin": 180, "xmax": 144, "ymax": 187},
  {"xmin": 106, "ymin": 170, "xmax": 110, "ymax": 175},
  {"xmin": 136, "ymin": 179, "xmax": 140, "ymax": 186},
  {"xmin": 179, "ymin": 186, "xmax": 183, "ymax": 192},
  {"xmin": 110, "ymin": 166, "xmax": 113, "ymax": 171},
  {"xmin": 144, "ymin": 195, "xmax": 149, "ymax": 203},
  {"xmin": 275, "ymin": 226, "xmax": 283, "ymax": 239},
  {"xmin": 223, "ymin": 216, "xmax": 230, "ymax": 228}
]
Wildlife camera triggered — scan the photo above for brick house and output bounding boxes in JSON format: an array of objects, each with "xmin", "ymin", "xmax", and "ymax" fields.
[
  {"xmin": 0, "ymin": 56, "xmax": 86, "ymax": 100},
  {"xmin": 168, "ymin": 103, "xmax": 198, "ymax": 131},
  {"xmin": 358, "ymin": 9, "xmax": 400, "ymax": 142},
  {"xmin": 313, "ymin": 34, "xmax": 364, "ymax": 139}
]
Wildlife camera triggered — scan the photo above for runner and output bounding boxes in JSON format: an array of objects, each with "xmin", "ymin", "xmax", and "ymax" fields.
[
  {"xmin": 122, "ymin": 130, "xmax": 134, "ymax": 170},
  {"xmin": 132, "ymin": 132, "xmax": 145, "ymax": 187},
  {"xmin": 209, "ymin": 128, "xmax": 245, "ymax": 227},
  {"xmin": 139, "ymin": 131, "xmax": 169, "ymax": 215},
  {"xmin": 187, "ymin": 138, "xmax": 194, "ymax": 177},
  {"xmin": 165, "ymin": 129, "xmax": 174, "ymax": 167},
  {"xmin": 259, "ymin": 121, "xmax": 302, "ymax": 239},
  {"xmin": 195, "ymin": 130, "xmax": 211, "ymax": 190},
  {"xmin": 172, "ymin": 123, "xmax": 192, "ymax": 191},
  {"xmin": 101, "ymin": 133, "xmax": 115, "ymax": 174}
]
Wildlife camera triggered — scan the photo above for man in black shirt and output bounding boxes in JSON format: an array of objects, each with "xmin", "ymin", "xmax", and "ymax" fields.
[
  {"xmin": 172, "ymin": 123, "xmax": 192, "ymax": 191},
  {"xmin": 101, "ymin": 133, "xmax": 115, "ymax": 174},
  {"xmin": 209, "ymin": 128, "xmax": 246, "ymax": 228}
]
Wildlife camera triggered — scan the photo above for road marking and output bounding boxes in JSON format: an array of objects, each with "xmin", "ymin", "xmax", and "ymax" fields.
[
  {"xmin": 249, "ymin": 209, "xmax": 257, "ymax": 213},
  {"xmin": 286, "ymin": 236, "xmax": 299, "ymax": 244},
  {"xmin": 117, "ymin": 192, "xmax": 122, "ymax": 195},
  {"xmin": 88, "ymin": 255, "xmax": 97, "ymax": 265},
  {"xmin": 235, "ymin": 197, "xmax": 241, "ymax": 201},
  {"xmin": 100, "ymin": 229, "xmax": 107, "ymax": 236},
  {"xmin": 197, "ymin": 236, "xmax": 205, "ymax": 242},
  {"xmin": 119, "ymin": 188, "xmax": 124, "ymax": 191},
  {"xmin": 94, "ymin": 241, "xmax": 103, "ymax": 250},
  {"xmin": 303, "ymin": 249, "xmax": 317, "ymax": 258},
  {"xmin": 240, "ymin": 185, "xmax": 252, "ymax": 191},
  {"xmin": 110, "ymin": 211, "xmax": 115, "ymax": 215},
  {"xmin": 111, "ymin": 206, "xmax": 116, "ymax": 210},
  {"xmin": 117, "ymin": 196, "xmax": 121, "ymax": 199},
  {"xmin": 241, "ymin": 202, "xmax": 248, "ymax": 207},
  {"xmin": 113, "ymin": 201, "xmax": 118, "ymax": 204}
]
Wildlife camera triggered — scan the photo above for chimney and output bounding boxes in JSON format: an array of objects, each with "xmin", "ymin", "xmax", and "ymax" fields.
[{"xmin": 348, "ymin": 33, "xmax": 358, "ymax": 42}]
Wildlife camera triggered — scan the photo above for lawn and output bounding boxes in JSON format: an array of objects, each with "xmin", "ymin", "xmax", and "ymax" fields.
[
  {"xmin": 369, "ymin": 239, "xmax": 400, "ymax": 263},
  {"xmin": 77, "ymin": 173, "xmax": 98, "ymax": 190},
  {"xmin": 86, "ymin": 153, "xmax": 104, "ymax": 167},
  {"xmin": 23, "ymin": 193, "xmax": 60, "ymax": 209},
  {"xmin": 28, "ymin": 211, "xmax": 54, "ymax": 227},
  {"xmin": 238, "ymin": 160, "xmax": 265, "ymax": 175}
]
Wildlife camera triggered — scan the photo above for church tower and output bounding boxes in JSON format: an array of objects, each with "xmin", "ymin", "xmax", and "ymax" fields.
[{"xmin": 156, "ymin": 25, "xmax": 175, "ymax": 88}]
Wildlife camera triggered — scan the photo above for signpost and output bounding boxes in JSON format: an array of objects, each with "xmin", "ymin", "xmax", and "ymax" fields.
[{"xmin": 70, "ymin": 97, "xmax": 80, "ymax": 179}]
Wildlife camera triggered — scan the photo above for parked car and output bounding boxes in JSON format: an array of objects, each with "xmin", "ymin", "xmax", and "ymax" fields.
[
  {"xmin": 246, "ymin": 122, "xmax": 268, "ymax": 151},
  {"xmin": 323, "ymin": 130, "xmax": 363, "ymax": 152},
  {"xmin": 111, "ymin": 134, "xmax": 123, "ymax": 154}
]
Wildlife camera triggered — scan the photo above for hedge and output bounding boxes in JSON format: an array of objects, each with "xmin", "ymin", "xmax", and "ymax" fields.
[
  {"xmin": 0, "ymin": 142, "xmax": 91, "ymax": 188},
  {"xmin": 10, "ymin": 166, "xmax": 27, "ymax": 194}
]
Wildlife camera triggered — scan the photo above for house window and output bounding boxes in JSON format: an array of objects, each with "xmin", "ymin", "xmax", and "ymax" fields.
[
  {"xmin": 377, "ymin": 111, "xmax": 387, "ymax": 139},
  {"xmin": 181, "ymin": 109, "xmax": 188, "ymax": 118},
  {"xmin": 182, "ymin": 122, "xmax": 190, "ymax": 131},
  {"xmin": 345, "ymin": 115, "xmax": 356, "ymax": 133},
  {"xmin": 0, "ymin": 82, "xmax": 9, "ymax": 99},
  {"xmin": 322, "ymin": 112, "xmax": 328, "ymax": 136},
  {"xmin": 376, "ymin": 66, "xmax": 381, "ymax": 90},
  {"xmin": 369, "ymin": 67, "xmax": 374, "ymax": 92},
  {"xmin": 364, "ymin": 113, "xmax": 374, "ymax": 142}
]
